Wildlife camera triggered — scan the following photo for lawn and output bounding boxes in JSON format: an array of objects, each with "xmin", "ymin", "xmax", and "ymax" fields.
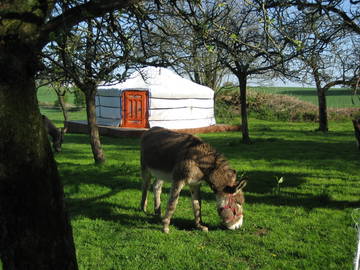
[
  {"xmin": 43, "ymin": 108, "xmax": 360, "ymax": 270},
  {"xmin": 14, "ymin": 88, "xmax": 358, "ymax": 269}
]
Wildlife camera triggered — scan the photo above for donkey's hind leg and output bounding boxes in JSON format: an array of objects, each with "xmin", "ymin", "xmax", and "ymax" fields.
[
  {"xmin": 140, "ymin": 167, "xmax": 152, "ymax": 212},
  {"xmin": 162, "ymin": 180, "xmax": 185, "ymax": 233},
  {"xmin": 153, "ymin": 179, "xmax": 164, "ymax": 217}
]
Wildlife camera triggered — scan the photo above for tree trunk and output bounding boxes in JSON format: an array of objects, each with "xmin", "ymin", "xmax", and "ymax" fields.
[
  {"xmin": 237, "ymin": 73, "xmax": 251, "ymax": 144},
  {"xmin": 58, "ymin": 94, "xmax": 69, "ymax": 123},
  {"xmin": 0, "ymin": 53, "xmax": 78, "ymax": 269},
  {"xmin": 84, "ymin": 87, "xmax": 106, "ymax": 164},
  {"xmin": 317, "ymin": 87, "xmax": 328, "ymax": 132}
]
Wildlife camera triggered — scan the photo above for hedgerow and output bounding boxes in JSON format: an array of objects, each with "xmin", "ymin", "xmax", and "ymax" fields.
[{"xmin": 216, "ymin": 89, "xmax": 360, "ymax": 122}]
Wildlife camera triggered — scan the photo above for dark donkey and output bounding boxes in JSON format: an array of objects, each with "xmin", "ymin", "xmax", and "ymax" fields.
[
  {"xmin": 140, "ymin": 127, "xmax": 246, "ymax": 233},
  {"xmin": 353, "ymin": 118, "xmax": 360, "ymax": 150},
  {"xmin": 42, "ymin": 115, "xmax": 65, "ymax": 153}
]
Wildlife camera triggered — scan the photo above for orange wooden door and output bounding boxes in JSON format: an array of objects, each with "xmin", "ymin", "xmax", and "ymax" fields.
[{"xmin": 121, "ymin": 90, "xmax": 149, "ymax": 128}]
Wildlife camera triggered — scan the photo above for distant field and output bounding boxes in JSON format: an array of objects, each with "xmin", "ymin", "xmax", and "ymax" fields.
[
  {"xmin": 37, "ymin": 86, "xmax": 86, "ymax": 125},
  {"xmin": 250, "ymin": 86, "xmax": 359, "ymax": 108},
  {"xmin": 37, "ymin": 85, "xmax": 359, "ymax": 114},
  {"xmin": 37, "ymin": 86, "xmax": 77, "ymax": 105}
]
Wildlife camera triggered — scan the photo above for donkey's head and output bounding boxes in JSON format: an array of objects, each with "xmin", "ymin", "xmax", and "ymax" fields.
[
  {"xmin": 211, "ymin": 168, "xmax": 246, "ymax": 230},
  {"xmin": 52, "ymin": 128, "xmax": 65, "ymax": 153}
]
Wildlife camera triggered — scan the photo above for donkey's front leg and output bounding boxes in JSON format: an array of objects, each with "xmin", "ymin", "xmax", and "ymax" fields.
[
  {"xmin": 189, "ymin": 185, "xmax": 208, "ymax": 232},
  {"xmin": 162, "ymin": 180, "xmax": 185, "ymax": 233}
]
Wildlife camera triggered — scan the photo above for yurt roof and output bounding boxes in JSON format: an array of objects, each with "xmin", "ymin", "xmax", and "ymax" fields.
[{"xmin": 98, "ymin": 67, "xmax": 214, "ymax": 99}]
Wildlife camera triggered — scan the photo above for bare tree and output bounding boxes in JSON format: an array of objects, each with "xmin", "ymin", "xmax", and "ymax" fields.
[
  {"xmin": 309, "ymin": 40, "xmax": 356, "ymax": 131},
  {"xmin": 42, "ymin": 7, "xmax": 168, "ymax": 164},
  {"xmin": 170, "ymin": 0, "xmax": 304, "ymax": 143},
  {"xmin": 36, "ymin": 73, "xmax": 72, "ymax": 123},
  {"xmin": 43, "ymin": 12, "xmax": 140, "ymax": 164},
  {"xmin": 137, "ymin": 1, "xmax": 230, "ymax": 91},
  {"xmin": 269, "ymin": 0, "xmax": 359, "ymax": 131},
  {"xmin": 266, "ymin": 0, "xmax": 360, "ymax": 35}
]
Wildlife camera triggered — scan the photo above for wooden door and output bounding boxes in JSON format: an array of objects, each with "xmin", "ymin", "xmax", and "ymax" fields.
[{"xmin": 121, "ymin": 90, "xmax": 149, "ymax": 128}]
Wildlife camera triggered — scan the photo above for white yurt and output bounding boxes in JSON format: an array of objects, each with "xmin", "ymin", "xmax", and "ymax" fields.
[{"xmin": 95, "ymin": 67, "xmax": 216, "ymax": 129}]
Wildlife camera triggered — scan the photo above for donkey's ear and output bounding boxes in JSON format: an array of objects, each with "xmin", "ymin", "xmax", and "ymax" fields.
[
  {"xmin": 227, "ymin": 169, "xmax": 237, "ymax": 181},
  {"xmin": 62, "ymin": 123, "xmax": 68, "ymax": 134},
  {"xmin": 223, "ymin": 179, "xmax": 247, "ymax": 194}
]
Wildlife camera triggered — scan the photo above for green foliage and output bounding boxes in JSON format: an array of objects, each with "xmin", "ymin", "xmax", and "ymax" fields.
[
  {"xmin": 229, "ymin": 33, "xmax": 238, "ymax": 41},
  {"xmin": 205, "ymin": 44, "xmax": 216, "ymax": 53},
  {"xmin": 73, "ymin": 87, "xmax": 86, "ymax": 107},
  {"xmin": 43, "ymin": 107, "xmax": 360, "ymax": 269}
]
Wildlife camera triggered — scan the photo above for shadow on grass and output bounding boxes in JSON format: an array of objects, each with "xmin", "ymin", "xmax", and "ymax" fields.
[
  {"xmin": 245, "ymin": 170, "xmax": 307, "ymax": 193},
  {"xmin": 61, "ymin": 132, "xmax": 141, "ymax": 147},
  {"xmin": 59, "ymin": 127, "xmax": 359, "ymax": 231},
  {"xmin": 246, "ymin": 193, "xmax": 360, "ymax": 210},
  {"xmin": 63, "ymin": 163, "xmax": 360, "ymax": 232},
  {"xmin": 205, "ymin": 134, "xmax": 357, "ymax": 164},
  {"xmin": 61, "ymin": 163, "xmax": 312, "ymax": 232}
]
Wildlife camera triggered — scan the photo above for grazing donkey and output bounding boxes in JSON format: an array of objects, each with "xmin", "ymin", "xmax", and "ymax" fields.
[
  {"xmin": 140, "ymin": 127, "xmax": 246, "ymax": 233},
  {"xmin": 42, "ymin": 115, "xmax": 65, "ymax": 153}
]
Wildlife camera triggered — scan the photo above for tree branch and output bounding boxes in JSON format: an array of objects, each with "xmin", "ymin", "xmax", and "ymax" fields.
[
  {"xmin": 39, "ymin": 0, "xmax": 141, "ymax": 47},
  {"xmin": 266, "ymin": 0, "xmax": 360, "ymax": 34}
]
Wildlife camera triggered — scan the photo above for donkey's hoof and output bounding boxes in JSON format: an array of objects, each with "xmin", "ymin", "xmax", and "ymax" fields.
[
  {"xmin": 154, "ymin": 209, "xmax": 162, "ymax": 217},
  {"xmin": 197, "ymin": 225, "xmax": 208, "ymax": 232},
  {"xmin": 140, "ymin": 203, "xmax": 147, "ymax": 212},
  {"xmin": 201, "ymin": 226, "xmax": 209, "ymax": 232}
]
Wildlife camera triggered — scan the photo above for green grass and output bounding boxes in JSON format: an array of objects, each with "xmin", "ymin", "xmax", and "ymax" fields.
[
  {"xmin": 47, "ymin": 112, "xmax": 359, "ymax": 270},
  {"xmin": 29, "ymin": 87, "xmax": 360, "ymax": 269},
  {"xmin": 251, "ymin": 86, "xmax": 359, "ymax": 108}
]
